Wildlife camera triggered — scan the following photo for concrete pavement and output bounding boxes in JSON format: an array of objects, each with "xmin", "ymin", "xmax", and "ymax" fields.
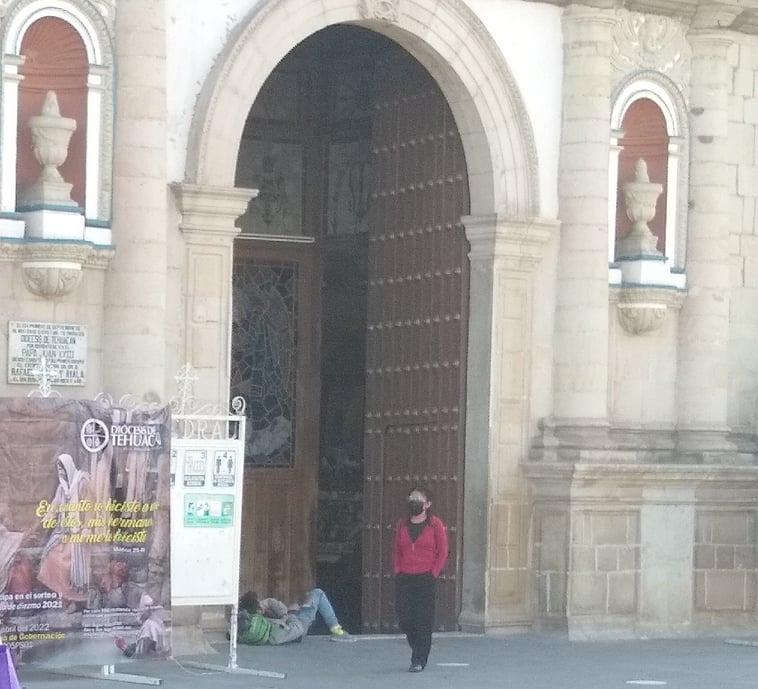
[{"xmin": 17, "ymin": 633, "xmax": 758, "ymax": 689}]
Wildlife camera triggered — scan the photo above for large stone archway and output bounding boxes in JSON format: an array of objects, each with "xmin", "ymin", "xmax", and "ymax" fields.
[{"xmin": 175, "ymin": 0, "xmax": 558, "ymax": 631}]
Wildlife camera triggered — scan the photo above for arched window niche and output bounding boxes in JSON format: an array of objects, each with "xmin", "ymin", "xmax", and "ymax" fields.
[
  {"xmin": 608, "ymin": 74, "xmax": 688, "ymax": 291},
  {"xmin": 0, "ymin": 0, "xmax": 113, "ymax": 245}
]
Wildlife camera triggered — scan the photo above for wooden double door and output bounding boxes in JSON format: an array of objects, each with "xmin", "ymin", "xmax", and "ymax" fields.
[{"xmin": 231, "ymin": 28, "xmax": 469, "ymax": 631}]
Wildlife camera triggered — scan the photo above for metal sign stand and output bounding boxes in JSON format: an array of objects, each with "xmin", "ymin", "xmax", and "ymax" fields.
[
  {"xmin": 170, "ymin": 365, "xmax": 284, "ymax": 680},
  {"xmin": 179, "ymin": 601, "xmax": 284, "ymax": 679},
  {"xmin": 52, "ymin": 665, "xmax": 162, "ymax": 686}
]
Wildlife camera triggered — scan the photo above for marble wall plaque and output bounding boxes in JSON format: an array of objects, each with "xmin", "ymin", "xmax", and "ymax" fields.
[{"xmin": 8, "ymin": 320, "xmax": 87, "ymax": 385}]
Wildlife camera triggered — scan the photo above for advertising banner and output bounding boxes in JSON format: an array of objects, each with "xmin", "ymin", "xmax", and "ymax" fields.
[{"xmin": 0, "ymin": 397, "xmax": 171, "ymax": 663}]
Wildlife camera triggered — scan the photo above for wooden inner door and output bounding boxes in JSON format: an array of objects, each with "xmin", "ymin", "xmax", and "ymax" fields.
[{"xmin": 231, "ymin": 240, "xmax": 320, "ymax": 602}]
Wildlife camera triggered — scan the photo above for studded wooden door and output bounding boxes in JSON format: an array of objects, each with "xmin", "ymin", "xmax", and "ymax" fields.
[{"xmin": 362, "ymin": 52, "xmax": 470, "ymax": 633}]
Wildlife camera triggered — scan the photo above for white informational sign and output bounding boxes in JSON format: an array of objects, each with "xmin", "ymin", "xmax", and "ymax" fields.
[
  {"xmin": 170, "ymin": 414, "xmax": 245, "ymax": 607},
  {"xmin": 7, "ymin": 320, "xmax": 87, "ymax": 385}
]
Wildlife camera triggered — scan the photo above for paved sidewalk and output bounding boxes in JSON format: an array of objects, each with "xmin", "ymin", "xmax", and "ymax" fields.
[{"xmin": 17, "ymin": 633, "xmax": 758, "ymax": 689}]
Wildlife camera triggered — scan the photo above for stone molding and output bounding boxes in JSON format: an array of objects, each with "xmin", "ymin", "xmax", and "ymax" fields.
[
  {"xmin": 464, "ymin": 214, "xmax": 558, "ymax": 270},
  {"xmin": 525, "ymin": 460, "xmax": 758, "ymax": 487},
  {"xmin": 171, "ymin": 183, "xmax": 258, "ymax": 238},
  {"xmin": 0, "ymin": 238, "xmax": 113, "ymax": 267},
  {"xmin": 185, "ymin": 0, "xmax": 541, "ymax": 219},
  {"xmin": 530, "ymin": 417, "xmax": 752, "ymax": 464}
]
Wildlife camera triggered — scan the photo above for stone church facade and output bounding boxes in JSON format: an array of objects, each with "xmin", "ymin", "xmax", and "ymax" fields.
[{"xmin": 0, "ymin": 0, "xmax": 757, "ymax": 639}]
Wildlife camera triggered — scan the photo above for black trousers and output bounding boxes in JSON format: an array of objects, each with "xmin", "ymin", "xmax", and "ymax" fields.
[{"xmin": 395, "ymin": 573, "xmax": 436, "ymax": 667}]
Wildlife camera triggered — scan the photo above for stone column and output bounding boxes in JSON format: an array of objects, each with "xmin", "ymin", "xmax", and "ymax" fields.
[
  {"xmin": 171, "ymin": 184, "xmax": 257, "ymax": 408},
  {"xmin": 553, "ymin": 5, "xmax": 617, "ymax": 423},
  {"xmin": 460, "ymin": 214, "xmax": 556, "ymax": 631},
  {"xmin": 677, "ymin": 26, "xmax": 733, "ymax": 453},
  {"xmin": 103, "ymin": 0, "xmax": 168, "ymax": 400}
]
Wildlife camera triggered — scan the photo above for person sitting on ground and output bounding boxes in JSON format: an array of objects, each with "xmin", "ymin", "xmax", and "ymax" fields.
[
  {"xmin": 237, "ymin": 587, "xmax": 348, "ymax": 645},
  {"xmin": 114, "ymin": 594, "xmax": 169, "ymax": 658}
]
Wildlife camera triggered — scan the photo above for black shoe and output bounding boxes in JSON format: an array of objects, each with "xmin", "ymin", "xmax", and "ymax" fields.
[{"xmin": 408, "ymin": 664, "xmax": 424, "ymax": 672}]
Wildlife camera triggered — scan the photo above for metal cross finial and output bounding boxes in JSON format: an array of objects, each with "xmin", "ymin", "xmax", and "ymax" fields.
[
  {"xmin": 173, "ymin": 362, "xmax": 198, "ymax": 415},
  {"xmin": 29, "ymin": 356, "xmax": 60, "ymax": 398}
]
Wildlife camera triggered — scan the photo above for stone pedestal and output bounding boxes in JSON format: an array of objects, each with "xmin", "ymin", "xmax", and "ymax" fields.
[
  {"xmin": 460, "ymin": 213, "xmax": 556, "ymax": 631},
  {"xmin": 526, "ymin": 461, "xmax": 758, "ymax": 639}
]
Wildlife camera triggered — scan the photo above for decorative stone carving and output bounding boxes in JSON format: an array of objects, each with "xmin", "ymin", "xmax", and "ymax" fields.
[
  {"xmin": 360, "ymin": 0, "xmax": 400, "ymax": 22},
  {"xmin": 0, "ymin": 238, "xmax": 114, "ymax": 299},
  {"xmin": 22, "ymin": 263, "xmax": 82, "ymax": 298},
  {"xmin": 611, "ymin": 285, "xmax": 685, "ymax": 336},
  {"xmin": 612, "ymin": 10, "xmax": 690, "ymax": 95},
  {"xmin": 20, "ymin": 91, "xmax": 77, "ymax": 207},
  {"xmin": 618, "ymin": 158, "xmax": 663, "ymax": 257}
]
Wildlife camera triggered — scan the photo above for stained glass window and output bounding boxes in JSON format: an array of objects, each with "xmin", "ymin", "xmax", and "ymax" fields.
[{"xmin": 231, "ymin": 261, "xmax": 298, "ymax": 467}]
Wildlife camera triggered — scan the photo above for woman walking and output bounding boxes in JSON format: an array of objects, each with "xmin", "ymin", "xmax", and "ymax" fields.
[{"xmin": 393, "ymin": 487, "xmax": 448, "ymax": 672}]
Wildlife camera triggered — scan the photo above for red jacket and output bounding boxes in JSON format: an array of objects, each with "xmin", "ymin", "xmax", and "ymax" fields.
[{"xmin": 393, "ymin": 514, "xmax": 448, "ymax": 578}]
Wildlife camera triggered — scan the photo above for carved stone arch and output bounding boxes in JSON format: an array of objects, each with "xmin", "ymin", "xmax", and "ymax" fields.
[
  {"xmin": 1, "ymin": 0, "xmax": 115, "ymax": 221},
  {"xmin": 185, "ymin": 0, "xmax": 540, "ymax": 219},
  {"xmin": 610, "ymin": 70, "xmax": 690, "ymax": 270}
]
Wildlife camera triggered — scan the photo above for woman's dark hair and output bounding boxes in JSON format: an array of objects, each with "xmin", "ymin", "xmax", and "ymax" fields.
[
  {"xmin": 410, "ymin": 486, "xmax": 432, "ymax": 503},
  {"xmin": 239, "ymin": 590, "xmax": 260, "ymax": 614}
]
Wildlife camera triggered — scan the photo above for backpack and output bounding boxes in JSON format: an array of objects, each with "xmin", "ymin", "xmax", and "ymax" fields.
[{"xmin": 238, "ymin": 611, "xmax": 271, "ymax": 645}]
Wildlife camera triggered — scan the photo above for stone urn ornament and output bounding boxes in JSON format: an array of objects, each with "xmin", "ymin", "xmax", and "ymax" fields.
[
  {"xmin": 618, "ymin": 158, "xmax": 663, "ymax": 257},
  {"xmin": 21, "ymin": 90, "xmax": 77, "ymax": 206}
]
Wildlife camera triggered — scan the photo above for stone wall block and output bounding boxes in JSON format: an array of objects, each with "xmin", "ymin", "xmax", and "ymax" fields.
[
  {"xmin": 548, "ymin": 572, "xmax": 567, "ymax": 615},
  {"xmin": 591, "ymin": 513, "xmax": 629, "ymax": 545},
  {"xmin": 694, "ymin": 544, "xmax": 716, "ymax": 569},
  {"xmin": 694, "ymin": 571, "xmax": 707, "ymax": 610},
  {"xmin": 729, "ymin": 94, "xmax": 745, "ymax": 121},
  {"xmin": 728, "ymin": 123, "xmax": 755, "ymax": 165},
  {"xmin": 734, "ymin": 69, "xmax": 755, "ymax": 97},
  {"xmin": 710, "ymin": 511, "xmax": 751, "ymax": 544},
  {"xmin": 744, "ymin": 98, "xmax": 758, "ymax": 125},
  {"xmin": 715, "ymin": 545, "xmax": 736, "ymax": 569},
  {"xmin": 572, "ymin": 546, "xmax": 596, "ymax": 572},
  {"xmin": 597, "ymin": 546, "xmax": 617, "ymax": 572},
  {"xmin": 570, "ymin": 572, "xmax": 607, "ymax": 614},
  {"xmin": 607, "ymin": 571, "xmax": 636, "ymax": 614},
  {"xmin": 734, "ymin": 545, "xmax": 756, "ymax": 570},
  {"xmin": 705, "ymin": 570, "xmax": 747, "ymax": 610},
  {"xmin": 617, "ymin": 545, "xmax": 639, "ymax": 571},
  {"xmin": 743, "ymin": 198, "xmax": 756, "ymax": 234}
]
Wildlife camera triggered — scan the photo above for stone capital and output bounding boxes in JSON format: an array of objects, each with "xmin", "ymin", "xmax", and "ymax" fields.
[
  {"xmin": 562, "ymin": 3, "xmax": 620, "ymax": 40},
  {"xmin": 171, "ymin": 183, "xmax": 258, "ymax": 239},
  {"xmin": 686, "ymin": 28, "xmax": 735, "ymax": 54},
  {"xmin": 464, "ymin": 214, "xmax": 558, "ymax": 270}
]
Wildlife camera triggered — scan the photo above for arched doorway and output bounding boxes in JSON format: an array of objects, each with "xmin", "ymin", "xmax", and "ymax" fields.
[
  {"xmin": 230, "ymin": 25, "xmax": 470, "ymax": 632},
  {"xmin": 179, "ymin": 0, "xmax": 544, "ymax": 634}
]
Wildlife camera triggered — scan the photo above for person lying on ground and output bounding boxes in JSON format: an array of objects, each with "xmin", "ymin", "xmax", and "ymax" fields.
[{"xmin": 237, "ymin": 588, "xmax": 348, "ymax": 645}]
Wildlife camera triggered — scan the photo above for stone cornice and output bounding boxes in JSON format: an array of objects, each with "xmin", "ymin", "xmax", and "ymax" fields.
[
  {"xmin": 523, "ymin": 461, "xmax": 758, "ymax": 486},
  {"xmin": 533, "ymin": 1, "xmax": 758, "ymax": 34},
  {"xmin": 171, "ymin": 183, "xmax": 258, "ymax": 237},
  {"xmin": 0, "ymin": 238, "xmax": 114, "ymax": 269},
  {"xmin": 464, "ymin": 214, "xmax": 559, "ymax": 268}
]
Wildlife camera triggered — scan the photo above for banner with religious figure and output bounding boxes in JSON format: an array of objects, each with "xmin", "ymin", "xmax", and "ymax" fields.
[{"xmin": 0, "ymin": 397, "xmax": 171, "ymax": 664}]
